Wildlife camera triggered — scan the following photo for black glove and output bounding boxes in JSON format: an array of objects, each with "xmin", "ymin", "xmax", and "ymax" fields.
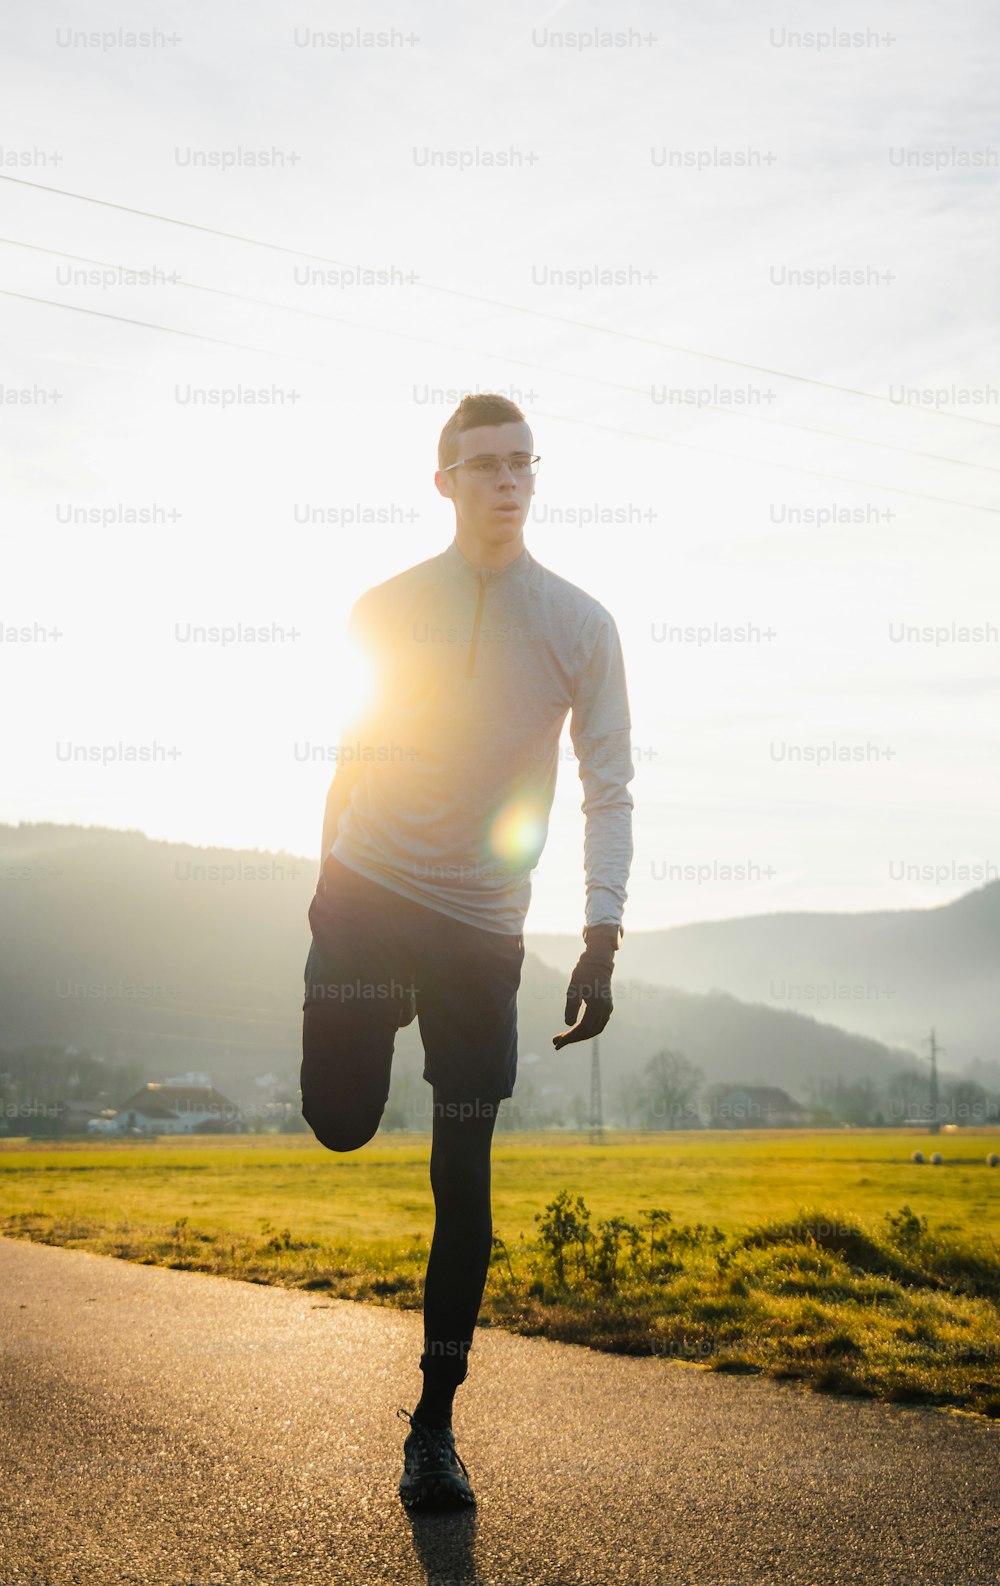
[{"xmin": 552, "ymin": 924, "xmax": 622, "ymax": 1050}]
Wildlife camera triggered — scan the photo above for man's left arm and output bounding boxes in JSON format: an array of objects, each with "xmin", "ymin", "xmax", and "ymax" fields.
[{"xmin": 552, "ymin": 606, "xmax": 635, "ymax": 1050}]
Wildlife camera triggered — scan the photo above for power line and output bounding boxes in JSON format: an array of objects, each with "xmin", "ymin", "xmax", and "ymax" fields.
[
  {"xmin": 532, "ymin": 408, "xmax": 1000, "ymax": 515},
  {"xmin": 4, "ymin": 239, "xmax": 998, "ymax": 478},
  {"xmin": 0, "ymin": 287, "xmax": 353, "ymax": 370},
  {"xmin": 3, "ymin": 285, "xmax": 996, "ymax": 515},
  {"xmin": 3, "ymin": 171, "xmax": 998, "ymax": 433}
]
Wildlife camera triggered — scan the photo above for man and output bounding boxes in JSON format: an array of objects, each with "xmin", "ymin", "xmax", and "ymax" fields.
[{"xmin": 300, "ymin": 392, "xmax": 634, "ymax": 1509}]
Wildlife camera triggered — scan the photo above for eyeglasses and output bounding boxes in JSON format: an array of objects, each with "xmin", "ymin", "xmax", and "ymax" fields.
[{"xmin": 441, "ymin": 453, "xmax": 541, "ymax": 478}]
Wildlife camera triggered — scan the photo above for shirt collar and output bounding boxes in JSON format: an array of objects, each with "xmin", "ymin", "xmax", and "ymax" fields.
[{"xmin": 445, "ymin": 537, "xmax": 532, "ymax": 582}]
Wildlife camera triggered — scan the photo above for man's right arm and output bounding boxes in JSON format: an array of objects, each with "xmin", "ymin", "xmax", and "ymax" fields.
[
  {"xmin": 318, "ymin": 594, "xmax": 384, "ymax": 881},
  {"xmin": 319, "ymin": 759, "xmax": 364, "ymax": 880}
]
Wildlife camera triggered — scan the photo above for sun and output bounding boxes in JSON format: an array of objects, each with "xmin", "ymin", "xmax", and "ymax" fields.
[{"xmin": 338, "ymin": 628, "xmax": 379, "ymax": 731}]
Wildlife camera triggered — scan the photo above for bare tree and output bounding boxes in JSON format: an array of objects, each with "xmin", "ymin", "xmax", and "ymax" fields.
[{"xmin": 640, "ymin": 1047, "xmax": 703, "ymax": 1131}]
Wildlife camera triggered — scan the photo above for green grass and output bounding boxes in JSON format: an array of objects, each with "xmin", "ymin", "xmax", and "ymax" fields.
[{"xmin": 2, "ymin": 1129, "xmax": 998, "ymax": 1419}]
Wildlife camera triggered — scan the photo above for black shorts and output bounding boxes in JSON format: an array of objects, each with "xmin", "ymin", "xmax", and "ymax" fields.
[{"xmin": 302, "ymin": 855, "xmax": 525, "ymax": 1103}]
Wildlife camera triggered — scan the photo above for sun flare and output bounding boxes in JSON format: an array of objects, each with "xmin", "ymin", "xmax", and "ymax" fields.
[{"xmin": 488, "ymin": 800, "xmax": 548, "ymax": 867}]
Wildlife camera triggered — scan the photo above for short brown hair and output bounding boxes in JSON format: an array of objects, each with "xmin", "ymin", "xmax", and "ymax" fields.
[{"xmin": 437, "ymin": 393, "xmax": 528, "ymax": 470}]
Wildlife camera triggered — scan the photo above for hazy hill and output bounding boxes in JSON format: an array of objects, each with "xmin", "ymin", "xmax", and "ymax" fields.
[
  {"xmin": 527, "ymin": 886, "xmax": 999, "ymax": 1071},
  {"xmin": 0, "ymin": 824, "xmax": 935, "ymax": 1110}
]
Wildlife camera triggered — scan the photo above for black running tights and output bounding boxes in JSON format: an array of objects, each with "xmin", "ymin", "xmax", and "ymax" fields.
[
  {"xmin": 301, "ymin": 998, "xmax": 499, "ymax": 1393},
  {"xmin": 420, "ymin": 1095, "xmax": 500, "ymax": 1390}
]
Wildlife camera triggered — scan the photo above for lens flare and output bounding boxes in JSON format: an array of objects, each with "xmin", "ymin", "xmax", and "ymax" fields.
[{"xmin": 488, "ymin": 800, "xmax": 548, "ymax": 866}]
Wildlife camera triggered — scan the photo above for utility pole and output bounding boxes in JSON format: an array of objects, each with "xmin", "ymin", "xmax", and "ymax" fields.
[
  {"xmin": 922, "ymin": 1027, "xmax": 943, "ymax": 1135},
  {"xmin": 590, "ymin": 1034, "xmax": 604, "ymax": 1143}
]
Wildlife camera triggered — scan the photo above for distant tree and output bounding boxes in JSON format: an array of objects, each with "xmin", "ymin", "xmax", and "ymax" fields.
[
  {"xmin": 806, "ymin": 1072, "xmax": 880, "ymax": 1127},
  {"xmin": 802, "ymin": 1073, "xmax": 833, "ymax": 1124},
  {"xmin": 496, "ymin": 1069, "xmax": 562, "ymax": 1133},
  {"xmin": 940, "ymin": 1076, "xmax": 999, "ymax": 1129},
  {"xmin": 885, "ymin": 1068, "xmax": 928, "ymax": 1124},
  {"xmin": 0, "ymin": 1043, "xmax": 145, "ymax": 1137},
  {"xmin": 639, "ymin": 1048, "xmax": 703, "ymax": 1131},
  {"xmin": 570, "ymin": 1091, "xmax": 589, "ymax": 1131},
  {"xmin": 615, "ymin": 1072, "xmax": 645, "ymax": 1130}
]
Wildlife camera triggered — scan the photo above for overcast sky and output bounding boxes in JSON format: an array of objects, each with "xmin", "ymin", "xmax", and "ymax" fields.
[{"xmin": 2, "ymin": 0, "xmax": 997, "ymax": 933}]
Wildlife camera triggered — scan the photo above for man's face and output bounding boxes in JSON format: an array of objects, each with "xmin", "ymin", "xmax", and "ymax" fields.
[{"xmin": 435, "ymin": 420, "xmax": 535, "ymax": 543}]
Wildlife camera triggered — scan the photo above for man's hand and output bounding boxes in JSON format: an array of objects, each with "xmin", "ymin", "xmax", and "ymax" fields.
[{"xmin": 552, "ymin": 924, "xmax": 622, "ymax": 1050}]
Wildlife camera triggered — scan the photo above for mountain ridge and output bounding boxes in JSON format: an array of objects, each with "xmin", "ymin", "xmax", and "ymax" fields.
[{"xmin": 1, "ymin": 823, "xmax": 986, "ymax": 1110}]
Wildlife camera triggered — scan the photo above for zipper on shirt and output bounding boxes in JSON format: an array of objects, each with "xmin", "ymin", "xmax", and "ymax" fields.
[{"xmin": 465, "ymin": 571, "xmax": 487, "ymax": 677}]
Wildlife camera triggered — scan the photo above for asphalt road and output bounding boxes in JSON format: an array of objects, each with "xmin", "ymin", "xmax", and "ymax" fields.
[{"xmin": 1, "ymin": 1236, "xmax": 998, "ymax": 1586}]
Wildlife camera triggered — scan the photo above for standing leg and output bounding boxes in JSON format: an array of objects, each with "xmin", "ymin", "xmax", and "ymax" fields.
[{"xmin": 413, "ymin": 1092, "xmax": 500, "ymax": 1428}]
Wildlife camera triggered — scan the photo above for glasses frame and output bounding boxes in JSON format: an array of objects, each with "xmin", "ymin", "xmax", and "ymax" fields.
[{"xmin": 440, "ymin": 453, "xmax": 541, "ymax": 477}]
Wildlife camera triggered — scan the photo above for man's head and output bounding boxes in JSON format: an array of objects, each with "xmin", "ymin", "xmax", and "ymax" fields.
[{"xmin": 435, "ymin": 393, "xmax": 535, "ymax": 550}]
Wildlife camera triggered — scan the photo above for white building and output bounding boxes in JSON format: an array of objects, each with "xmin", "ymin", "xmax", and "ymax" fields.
[{"xmin": 94, "ymin": 1080, "xmax": 242, "ymax": 1135}]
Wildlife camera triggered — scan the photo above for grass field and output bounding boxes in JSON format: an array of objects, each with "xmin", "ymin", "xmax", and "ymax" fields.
[{"xmin": 2, "ymin": 1128, "xmax": 998, "ymax": 1419}]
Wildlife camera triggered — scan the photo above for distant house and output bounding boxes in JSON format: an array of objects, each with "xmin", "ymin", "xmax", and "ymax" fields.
[
  {"xmin": 95, "ymin": 1080, "xmax": 243, "ymax": 1136},
  {"xmin": 708, "ymin": 1084, "xmax": 808, "ymax": 1128},
  {"xmin": 54, "ymin": 1099, "xmax": 105, "ymax": 1134}
]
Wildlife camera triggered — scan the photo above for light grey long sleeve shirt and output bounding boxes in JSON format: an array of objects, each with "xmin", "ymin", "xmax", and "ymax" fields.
[{"xmin": 327, "ymin": 536, "xmax": 634, "ymax": 936}]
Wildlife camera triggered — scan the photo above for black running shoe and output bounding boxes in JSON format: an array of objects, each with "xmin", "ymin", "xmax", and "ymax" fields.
[{"xmin": 396, "ymin": 1407, "xmax": 475, "ymax": 1509}]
